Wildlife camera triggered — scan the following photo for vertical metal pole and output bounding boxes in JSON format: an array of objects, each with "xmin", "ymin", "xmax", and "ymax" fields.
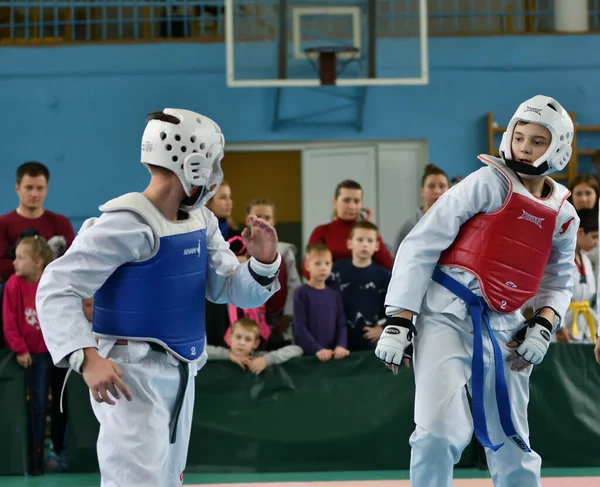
[
  {"xmin": 367, "ymin": 0, "xmax": 376, "ymax": 78},
  {"xmin": 278, "ymin": 0, "xmax": 288, "ymax": 79}
]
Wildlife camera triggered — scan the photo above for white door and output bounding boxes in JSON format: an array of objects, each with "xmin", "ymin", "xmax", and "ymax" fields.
[
  {"xmin": 377, "ymin": 141, "xmax": 428, "ymax": 252},
  {"xmin": 301, "ymin": 145, "xmax": 377, "ymax": 247}
]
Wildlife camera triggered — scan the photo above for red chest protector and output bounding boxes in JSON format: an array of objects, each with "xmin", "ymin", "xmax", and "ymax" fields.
[{"xmin": 437, "ymin": 155, "xmax": 570, "ymax": 314}]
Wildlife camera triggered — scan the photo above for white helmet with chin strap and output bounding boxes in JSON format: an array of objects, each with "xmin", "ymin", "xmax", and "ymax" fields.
[
  {"xmin": 499, "ymin": 95, "xmax": 574, "ymax": 176},
  {"xmin": 141, "ymin": 108, "xmax": 225, "ymax": 211}
]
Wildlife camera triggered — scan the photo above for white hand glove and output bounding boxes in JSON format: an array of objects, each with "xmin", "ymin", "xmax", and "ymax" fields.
[
  {"xmin": 507, "ymin": 316, "xmax": 552, "ymax": 371},
  {"xmin": 375, "ymin": 317, "xmax": 416, "ymax": 373}
]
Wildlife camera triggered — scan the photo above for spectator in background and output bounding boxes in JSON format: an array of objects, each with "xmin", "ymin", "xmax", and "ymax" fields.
[
  {"xmin": 206, "ymin": 318, "xmax": 302, "ymax": 375},
  {"xmin": 0, "ymin": 281, "xmax": 4, "ymax": 348},
  {"xmin": 204, "ymin": 235, "xmax": 246, "ymax": 348},
  {"xmin": 0, "ymin": 161, "xmax": 74, "ymax": 471},
  {"xmin": 2, "ymin": 236, "xmax": 54, "ymax": 476},
  {"xmin": 393, "ymin": 163, "xmax": 449, "ymax": 255},
  {"xmin": 223, "ymin": 236, "xmax": 272, "ymax": 348},
  {"xmin": 205, "ymin": 180, "xmax": 240, "ymax": 240},
  {"xmin": 595, "ymin": 150, "xmax": 600, "ymax": 364},
  {"xmin": 329, "ymin": 221, "xmax": 391, "ymax": 351},
  {"xmin": 568, "ymin": 174, "xmax": 599, "ymax": 212},
  {"xmin": 557, "ymin": 208, "xmax": 598, "ymax": 343},
  {"xmin": 245, "ymin": 199, "xmax": 301, "ymax": 346},
  {"xmin": 305, "ymin": 179, "xmax": 392, "ymax": 278},
  {"xmin": 204, "ymin": 181, "xmax": 242, "ymax": 347},
  {"xmin": 0, "ymin": 162, "xmax": 74, "ymax": 281},
  {"xmin": 293, "ymin": 243, "xmax": 349, "ymax": 361},
  {"xmin": 568, "ymin": 175, "xmax": 600, "ymax": 275}
]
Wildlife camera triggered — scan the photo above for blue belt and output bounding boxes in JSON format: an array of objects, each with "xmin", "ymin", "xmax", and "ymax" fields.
[{"xmin": 431, "ymin": 268, "xmax": 531, "ymax": 453}]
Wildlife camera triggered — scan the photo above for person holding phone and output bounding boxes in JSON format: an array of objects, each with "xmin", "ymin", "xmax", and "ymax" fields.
[{"xmin": 304, "ymin": 179, "xmax": 392, "ymax": 279}]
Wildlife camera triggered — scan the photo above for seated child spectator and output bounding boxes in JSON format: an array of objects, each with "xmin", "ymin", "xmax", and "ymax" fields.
[
  {"xmin": 206, "ymin": 318, "xmax": 302, "ymax": 375},
  {"xmin": 2, "ymin": 235, "xmax": 53, "ymax": 476},
  {"xmin": 293, "ymin": 243, "xmax": 349, "ymax": 361},
  {"xmin": 329, "ymin": 221, "xmax": 391, "ymax": 351}
]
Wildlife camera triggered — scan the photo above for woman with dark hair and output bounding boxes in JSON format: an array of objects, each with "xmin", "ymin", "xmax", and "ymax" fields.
[{"xmin": 393, "ymin": 164, "xmax": 449, "ymax": 255}]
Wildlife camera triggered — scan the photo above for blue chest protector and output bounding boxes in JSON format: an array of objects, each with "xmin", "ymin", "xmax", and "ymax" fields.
[{"xmin": 93, "ymin": 230, "xmax": 207, "ymax": 362}]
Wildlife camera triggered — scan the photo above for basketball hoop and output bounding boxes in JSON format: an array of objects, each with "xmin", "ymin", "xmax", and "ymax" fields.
[{"xmin": 304, "ymin": 46, "xmax": 360, "ymax": 85}]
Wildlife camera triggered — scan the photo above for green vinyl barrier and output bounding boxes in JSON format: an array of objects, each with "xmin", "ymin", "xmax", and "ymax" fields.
[
  {"xmin": 62, "ymin": 344, "xmax": 600, "ymax": 474},
  {"xmin": 527, "ymin": 343, "xmax": 600, "ymax": 467},
  {"xmin": 0, "ymin": 350, "xmax": 28, "ymax": 475}
]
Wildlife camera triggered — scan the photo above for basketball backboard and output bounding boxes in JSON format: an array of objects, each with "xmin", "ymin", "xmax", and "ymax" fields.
[{"xmin": 225, "ymin": 0, "xmax": 428, "ymax": 87}]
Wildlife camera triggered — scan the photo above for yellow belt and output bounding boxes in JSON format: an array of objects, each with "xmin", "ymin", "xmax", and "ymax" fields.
[{"xmin": 567, "ymin": 301, "xmax": 596, "ymax": 339}]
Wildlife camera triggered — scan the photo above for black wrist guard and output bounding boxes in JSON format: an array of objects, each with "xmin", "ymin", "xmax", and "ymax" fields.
[
  {"xmin": 384, "ymin": 316, "xmax": 417, "ymax": 336},
  {"xmin": 516, "ymin": 315, "xmax": 553, "ymax": 343},
  {"xmin": 531, "ymin": 316, "xmax": 553, "ymax": 332}
]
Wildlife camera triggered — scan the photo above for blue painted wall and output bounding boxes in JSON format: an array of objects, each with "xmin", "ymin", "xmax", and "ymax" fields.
[{"xmin": 1, "ymin": 35, "xmax": 599, "ymax": 227}]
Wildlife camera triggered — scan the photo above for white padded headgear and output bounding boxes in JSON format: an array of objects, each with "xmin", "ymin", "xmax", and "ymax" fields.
[
  {"xmin": 499, "ymin": 95, "xmax": 574, "ymax": 176},
  {"xmin": 141, "ymin": 108, "xmax": 225, "ymax": 211}
]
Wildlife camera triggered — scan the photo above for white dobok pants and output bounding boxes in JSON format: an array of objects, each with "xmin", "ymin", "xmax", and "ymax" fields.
[
  {"xmin": 409, "ymin": 302, "xmax": 541, "ymax": 487},
  {"xmin": 90, "ymin": 341, "xmax": 202, "ymax": 487}
]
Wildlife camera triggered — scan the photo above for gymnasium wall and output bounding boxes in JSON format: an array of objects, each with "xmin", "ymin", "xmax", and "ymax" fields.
[{"xmin": 0, "ymin": 35, "xmax": 599, "ymax": 228}]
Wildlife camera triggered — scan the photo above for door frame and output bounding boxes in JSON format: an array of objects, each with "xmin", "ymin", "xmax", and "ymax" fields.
[{"xmin": 226, "ymin": 140, "xmax": 429, "ymax": 245}]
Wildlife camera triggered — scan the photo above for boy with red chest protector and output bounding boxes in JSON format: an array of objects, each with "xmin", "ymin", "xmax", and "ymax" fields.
[{"xmin": 376, "ymin": 95, "xmax": 578, "ymax": 487}]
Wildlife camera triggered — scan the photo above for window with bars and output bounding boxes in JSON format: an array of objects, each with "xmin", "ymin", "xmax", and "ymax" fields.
[{"xmin": 0, "ymin": 0, "xmax": 598, "ymax": 44}]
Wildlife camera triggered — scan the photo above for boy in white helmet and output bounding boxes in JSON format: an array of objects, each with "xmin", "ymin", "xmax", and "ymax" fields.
[
  {"xmin": 36, "ymin": 109, "xmax": 281, "ymax": 487},
  {"xmin": 376, "ymin": 95, "xmax": 578, "ymax": 487}
]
